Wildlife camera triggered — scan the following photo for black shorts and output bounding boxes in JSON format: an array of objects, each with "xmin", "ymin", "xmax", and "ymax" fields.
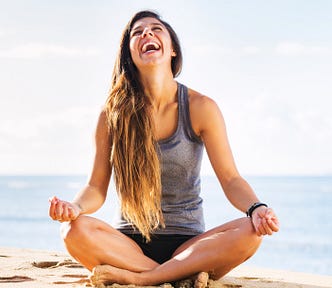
[{"xmin": 124, "ymin": 234, "xmax": 196, "ymax": 264}]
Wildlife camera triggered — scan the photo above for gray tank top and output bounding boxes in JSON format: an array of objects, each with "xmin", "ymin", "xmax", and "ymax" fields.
[{"xmin": 114, "ymin": 83, "xmax": 205, "ymax": 235}]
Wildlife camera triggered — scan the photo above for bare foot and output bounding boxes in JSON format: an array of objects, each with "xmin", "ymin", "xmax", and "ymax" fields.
[
  {"xmin": 194, "ymin": 272, "xmax": 209, "ymax": 288},
  {"xmin": 89, "ymin": 265, "xmax": 134, "ymax": 286},
  {"xmin": 89, "ymin": 265, "xmax": 117, "ymax": 286}
]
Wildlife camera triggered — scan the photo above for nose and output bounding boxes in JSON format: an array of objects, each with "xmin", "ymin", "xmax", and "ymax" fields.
[{"xmin": 142, "ymin": 27, "xmax": 154, "ymax": 38}]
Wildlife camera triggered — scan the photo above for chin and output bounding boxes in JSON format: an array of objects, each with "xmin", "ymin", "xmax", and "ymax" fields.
[{"xmin": 139, "ymin": 57, "xmax": 171, "ymax": 69}]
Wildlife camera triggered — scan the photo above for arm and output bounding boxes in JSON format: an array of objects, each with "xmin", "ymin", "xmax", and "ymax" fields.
[
  {"xmin": 49, "ymin": 110, "xmax": 112, "ymax": 221},
  {"xmin": 190, "ymin": 93, "xmax": 279, "ymax": 235}
]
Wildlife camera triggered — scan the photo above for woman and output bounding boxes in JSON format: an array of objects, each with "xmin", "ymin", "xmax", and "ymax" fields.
[{"xmin": 49, "ymin": 10, "xmax": 279, "ymax": 287}]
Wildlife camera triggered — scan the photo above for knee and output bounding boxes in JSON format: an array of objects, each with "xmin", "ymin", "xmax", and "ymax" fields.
[
  {"xmin": 60, "ymin": 215, "xmax": 89, "ymax": 243},
  {"xmin": 240, "ymin": 218, "xmax": 263, "ymax": 257}
]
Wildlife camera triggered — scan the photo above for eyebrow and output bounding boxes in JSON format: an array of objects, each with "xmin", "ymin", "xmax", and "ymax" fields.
[{"xmin": 131, "ymin": 22, "xmax": 164, "ymax": 32}]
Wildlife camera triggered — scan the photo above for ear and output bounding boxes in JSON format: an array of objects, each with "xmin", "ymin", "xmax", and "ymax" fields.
[{"xmin": 171, "ymin": 50, "xmax": 177, "ymax": 57}]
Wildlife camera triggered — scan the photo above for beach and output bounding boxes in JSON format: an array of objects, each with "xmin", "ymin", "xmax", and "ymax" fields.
[
  {"xmin": 1, "ymin": 174, "xmax": 332, "ymax": 287},
  {"xmin": 1, "ymin": 247, "xmax": 332, "ymax": 288},
  {"xmin": 1, "ymin": 175, "xmax": 332, "ymax": 278},
  {"xmin": 1, "ymin": 175, "xmax": 331, "ymax": 276}
]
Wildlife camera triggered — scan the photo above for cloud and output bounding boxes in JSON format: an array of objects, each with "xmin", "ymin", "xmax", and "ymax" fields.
[
  {"xmin": 242, "ymin": 45, "xmax": 261, "ymax": 55},
  {"xmin": 0, "ymin": 105, "xmax": 101, "ymax": 174},
  {"xmin": 0, "ymin": 27, "xmax": 13, "ymax": 37},
  {"xmin": 191, "ymin": 42, "xmax": 332, "ymax": 58},
  {"xmin": 189, "ymin": 44, "xmax": 262, "ymax": 56},
  {"xmin": 275, "ymin": 42, "xmax": 332, "ymax": 56},
  {"xmin": 1, "ymin": 105, "xmax": 100, "ymax": 140},
  {"xmin": 0, "ymin": 43, "xmax": 101, "ymax": 59},
  {"xmin": 189, "ymin": 44, "xmax": 232, "ymax": 56},
  {"xmin": 221, "ymin": 89, "xmax": 332, "ymax": 175}
]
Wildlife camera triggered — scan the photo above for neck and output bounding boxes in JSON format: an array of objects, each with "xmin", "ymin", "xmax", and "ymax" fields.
[{"xmin": 139, "ymin": 69, "xmax": 178, "ymax": 109}]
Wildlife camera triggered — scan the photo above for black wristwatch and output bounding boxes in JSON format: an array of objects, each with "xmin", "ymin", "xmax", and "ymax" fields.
[{"xmin": 246, "ymin": 202, "xmax": 268, "ymax": 217}]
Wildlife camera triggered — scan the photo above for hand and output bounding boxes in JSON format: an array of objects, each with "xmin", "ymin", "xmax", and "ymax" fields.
[
  {"xmin": 49, "ymin": 196, "xmax": 81, "ymax": 222},
  {"xmin": 251, "ymin": 206, "xmax": 279, "ymax": 236}
]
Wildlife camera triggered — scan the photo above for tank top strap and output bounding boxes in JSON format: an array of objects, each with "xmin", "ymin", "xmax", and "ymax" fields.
[{"xmin": 177, "ymin": 83, "xmax": 202, "ymax": 143}]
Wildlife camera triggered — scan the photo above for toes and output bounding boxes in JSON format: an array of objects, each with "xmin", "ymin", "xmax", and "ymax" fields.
[
  {"xmin": 194, "ymin": 272, "xmax": 209, "ymax": 288},
  {"xmin": 89, "ymin": 265, "xmax": 115, "ymax": 287}
]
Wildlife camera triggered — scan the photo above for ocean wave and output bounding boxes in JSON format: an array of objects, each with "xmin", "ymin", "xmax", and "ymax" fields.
[
  {"xmin": 0, "ymin": 215, "xmax": 49, "ymax": 222},
  {"xmin": 6, "ymin": 180, "xmax": 33, "ymax": 189}
]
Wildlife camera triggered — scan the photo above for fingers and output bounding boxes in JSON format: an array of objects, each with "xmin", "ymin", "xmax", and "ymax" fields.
[
  {"xmin": 55, "ymin": 201, "xmax": 64, "ymax": 219},
  {"xmin": 261, "ymin": 217, "xmax": 274, "ymax": 235},
  {"xmin": 48, "ymin": 196, "xmax": 59, "ymax": 220},
  {"xmin": 268, "ymin": 217, "xmax": 280, "ymax": 232},
  {"xmin": 48, "ymin": 197, "xmax": 78, "ymax": 222},
  {"xmin": 255, "ymin": 217, "xmax": 272, "ymax": 236},
  {"xmin": 264, "ymin": 208, "xmax": 280, "ymax": 233},
  {"xmin": 253, "ymin": 207, "xmax": 280, "ymax": 236},
  {"xmin": 68, "ymin": 206, "xmax": 79, "ymax": 220},
  {"xmin": 62, "ymin": 203, "xmax": 69, "ymax": 220},
  {"xmin": 255, "ymin": 220, "xmax": 263, "ymax": 236}
]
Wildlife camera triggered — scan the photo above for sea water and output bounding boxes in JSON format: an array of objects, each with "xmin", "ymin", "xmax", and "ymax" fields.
[{"xmin": 0, "ymin": 175, "xmax": 331, "ymax": 276}]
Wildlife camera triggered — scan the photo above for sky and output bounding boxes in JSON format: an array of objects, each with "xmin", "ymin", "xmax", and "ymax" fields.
[{"xmin": 0, "ymin": 0, "xmax": 331, "ymax": 176}]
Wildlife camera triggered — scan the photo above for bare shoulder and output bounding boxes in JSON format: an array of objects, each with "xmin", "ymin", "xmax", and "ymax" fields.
[
  {"xmin": 95, "ymin": 108, "xmax": 110, "ymax": 140},
  {"xmin": 98, "ymin": 108, "xmax": 108, "ymax": 125},
  {"xmin": 188, "ymin": 88, "xmax": 223, "ymax": 136}
]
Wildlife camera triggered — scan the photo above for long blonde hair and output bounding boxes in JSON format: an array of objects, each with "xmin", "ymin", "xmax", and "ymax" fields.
[{"xmin": 105, "ymin": 11, "xmax": 182, "ymax": 241}]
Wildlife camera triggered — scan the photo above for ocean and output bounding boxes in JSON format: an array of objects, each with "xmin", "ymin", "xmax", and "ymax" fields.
[{"xmin": 0, "ymin": 175, "xmax": 331, "ymax": 276}]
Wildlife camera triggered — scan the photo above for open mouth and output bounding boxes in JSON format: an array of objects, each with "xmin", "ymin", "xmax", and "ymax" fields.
[{"xmin": 141, "ymin": 42, "xmax": 161, "ymax": 53}]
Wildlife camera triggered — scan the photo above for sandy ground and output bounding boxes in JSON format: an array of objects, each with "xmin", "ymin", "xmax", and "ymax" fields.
[{"xmin": 0, "ymin": 247, "xmax": 331, "ymax": 288}]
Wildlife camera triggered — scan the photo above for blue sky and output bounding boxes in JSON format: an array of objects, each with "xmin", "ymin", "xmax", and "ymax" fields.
[{"xmin": 0, "ymin": 0, "xmax": 331, "ymax": 175}]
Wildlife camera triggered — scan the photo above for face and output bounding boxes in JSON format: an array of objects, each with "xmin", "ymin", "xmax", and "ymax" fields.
[{"xmin": 129, "ymin": 17, "xmax": 176, "ymax": 72}]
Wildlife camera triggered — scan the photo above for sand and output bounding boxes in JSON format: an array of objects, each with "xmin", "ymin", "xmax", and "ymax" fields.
[{"xmin": 0, "ymin": 247, "xmax": 331, "ymax": 288}]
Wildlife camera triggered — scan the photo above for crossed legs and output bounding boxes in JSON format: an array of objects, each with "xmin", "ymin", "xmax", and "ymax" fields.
[{"xmin": 61, "ymin": 216, "xmax": 262, "ymax": 286}]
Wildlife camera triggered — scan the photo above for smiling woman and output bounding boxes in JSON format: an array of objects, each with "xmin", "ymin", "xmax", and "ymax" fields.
[
  {"xmin": 129, "ymin": 18, "xmax": 176, "ymax": 69},
  {"xmin": 48, "ymin": 10, "xmax": 279, "ymax": 287},
  {"xmin": 127, "ymin": 12, "xmax": 182, "ymax": 78}
]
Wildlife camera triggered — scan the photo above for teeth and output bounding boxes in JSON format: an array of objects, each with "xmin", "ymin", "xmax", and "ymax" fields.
[{"xmin": 142, "ymin": 42, "xmax": 160, "ymax": 53}]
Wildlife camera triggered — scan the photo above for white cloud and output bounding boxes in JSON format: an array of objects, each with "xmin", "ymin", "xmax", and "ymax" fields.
[
  {"xmin": 275, "ymin": 42, "xmax": 332, "ymax": 56},
  {"xmin": 242, "ymin": 45, "xmax": 261, "ymax": 55},
  {"xmin": 0, "ymin": 105, "xmax": 101, "ymax": 174},
  {"xmin": 185, "ymin": 42, "xmax": 332, "ymax": 58},
  {"xmin": 0, "ymin": 105, "xmax": 100, "ymax": 142},
  {"xmin": 221, "ymin": 89, "xmax": 332, "ymax": 175},
  {"xmin": 0, "ymin": 43, "xmax": 101, "ymax": 59},
  {"xmin": 0, "ymin": 27, "xmax": 13, "ymax": 37},
  {"xmin": 189, "ymin": 44, "xmax": 263, "ymax": 56},
  {"xmin": 188, "ymin": 44, "xmax": 232, "ymax": 56}
]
